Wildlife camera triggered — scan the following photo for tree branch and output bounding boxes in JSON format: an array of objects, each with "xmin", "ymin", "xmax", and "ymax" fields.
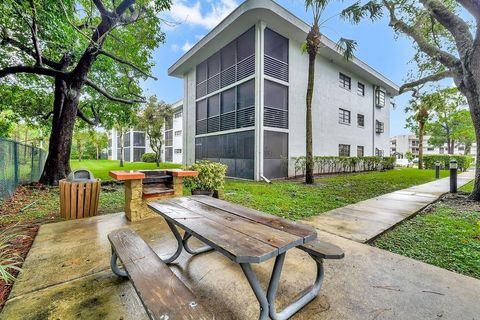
[
  {"xmin": 28, "ymin": 0, "xmax": 42, "ymax": 66},
  {"xmin": 399, "ymin": 70, "xmax": 455, "ymax": 94},
  {"xmin": 97, "ymin": 49, "xmax": 157, "ymax": 79},
  {"xmin": 115, "ymin": 0, "xmax": 135, "ymax": 16},
  {"xmin": 85, "ymin": 79, "xmax": 145, "ymax": 104},
  {"xmin": 383, "ymin": 0, "xmax": 461, "ymax": 69},
  {"xmin": 456, "ymin": 0, "xmax": 480, "ymax": 21},
  {"xmin": 92, "ymin": 0, "xmax": 111, "ymax": 17},
  {"xmin": 76, "ymin": 105, "xmax": 100, "ymax": 125},
  {"xmin": 419, "ymin": 0, "xmax": 474, "ymax": 59},
  {"xmin": 0, "ymin": 65, "xmax": 67, "ymax": 79},
  {"xmin": 1, "ymin": 37, "xmax": 62, "ymax": 69}
]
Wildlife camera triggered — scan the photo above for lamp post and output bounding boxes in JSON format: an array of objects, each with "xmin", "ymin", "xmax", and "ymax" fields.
[
  {"xmin": 449, "ymin": 159, "xmax": 458, "ymax": 193},
  {"xmin": 435, "ymin": 161, "xmax": 440, "ymax": 179}
]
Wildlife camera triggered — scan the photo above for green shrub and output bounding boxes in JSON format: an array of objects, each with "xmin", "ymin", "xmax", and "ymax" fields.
[
  {"xmin": 141, "ymin": 152, "xmax": 157, "ymax": 163},
  {"xmin": 184, "ymin": 160, "xmax": 227, "ymax": 191},
  {"xmin": 423, "ymin": 155, "xmax": 474, "ymax": 171},
  {"xmin": 292, "ymin": 156, "xmax": 395, "ymax": 175}
]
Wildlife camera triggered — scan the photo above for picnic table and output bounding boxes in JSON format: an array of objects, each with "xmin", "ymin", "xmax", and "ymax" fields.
[{"xmin": 143, "ymin": 195, "xmax": 343, "ymax": 320}]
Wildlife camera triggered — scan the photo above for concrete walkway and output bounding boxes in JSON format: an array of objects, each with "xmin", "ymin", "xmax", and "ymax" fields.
[
  {"xmin": 2, "ymin": 213, "xmax": 480, "ymax": 319},
  {"xmin": 303, "ymin": 171, "xmax": 475, "ymax": 243}
]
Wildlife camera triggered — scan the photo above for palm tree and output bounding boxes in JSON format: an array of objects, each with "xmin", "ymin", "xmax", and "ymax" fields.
[{"xmin": 303, "ymin": 0, "xmax": 382, "ymax": 184}]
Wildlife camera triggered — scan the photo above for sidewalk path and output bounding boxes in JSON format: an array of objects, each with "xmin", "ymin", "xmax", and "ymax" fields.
[{"xmin": 303, "ymin": 170, "xmax": 475, "ymax": 243}]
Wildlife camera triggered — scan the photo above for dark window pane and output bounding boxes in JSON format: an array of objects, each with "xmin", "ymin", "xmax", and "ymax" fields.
[
  {"xmin": 357, "ymin": 146, "xmax": 364, "ymax": 157},
  {"xmin": 237, "ymin": 27, "xmax": 255, "ymax": 61},
  {"xmin": 264, "ymin": 28, "xmax": 288, "ymax": 63},
  {"xmin": 134, "ymin": 148, "xmax": 145, "ymax": 161},
  {"xmin": 208, "ymin": 94, "xmax": 220, "ymax": 117},
  {"xmin": 339, "ymin": 144, "xmax": 350, "ymax": 157},
  {"xmin": 196, "ymin": 61, "xmax": 207, "ymax": 84},
  {"xmin": 124, "ymin": 147, "xmax": 131, "ymax": 162},
  {"xmin": 165, "ymin": 147, "xmax": 173, "ymax": 162},
  {"xmin": 264, "ymin": 131, "xmax": 288, "ymax": 179},
  {"xmin": 357, "ymin": 82, "xmax": 365, "ymax": 96},
  {"xmin": 264, "ymin": 80, "xmax": 288, "ymax": 110},
  {"xmin": 237, "ymin": 80, "xmax": 255, "ymax": 109},
  {"xmin": 208, "ymin": 52, "xmax": 220, "ymax": 77},
  {"xmin": 357, "ymin": 114, "xmax": 365, "ymax": 127},
  {"xmin": 124, "ymin": 132, "xmax": 131, "ymax": 147},
  {"xmin": 165, "ymin": 130, "xmax": 173, "ymax": 146},
  {"xmin": 165, "ymin": 116, "xmax": 173, "ymax": 130},
  {"xmin": 339, "ymin": 109, "xmax": 351, "ymax": 124},
  {"xmin": 133, "ymin": 132, "xmax": 145, "ymax": 146},
  {"xmin": 221, "ymin": 88, "xmax": 236, "ymax": 113},
  {"xmin": 196, "ymin": 99, "xmax": 207, "ymax": 120},
  {"xmin": 339, "ymin": 73, "xmax": 351, "ymax": 89},
  {"xmin": 221, "ymin": 41, "xmax": 236, "ymax": 70}
]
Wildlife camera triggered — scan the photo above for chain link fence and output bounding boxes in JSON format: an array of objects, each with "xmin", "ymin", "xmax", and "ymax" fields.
[{"xmin": 0, "ymin": 138, "xmax": 47, "ymax": 201}]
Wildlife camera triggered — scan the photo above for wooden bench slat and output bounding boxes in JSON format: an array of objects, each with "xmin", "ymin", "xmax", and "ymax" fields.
[
  {"xmin": 168, "ymin": 197, "xmax": 303, "ymax": 253},
  {"xmin": 298, "ymin": 239, "xmax": 345, "ymax": 260},
  {"xmin": 148, "ymin": 201, "xmax": 278, "ymax": 263},
  {"xmin": 192, "ymin": 195, "xmax": 317, "ymax": 242},
  {"xmin": 108, "ymin": 229, "xmax": 213, "ymax": 320}
]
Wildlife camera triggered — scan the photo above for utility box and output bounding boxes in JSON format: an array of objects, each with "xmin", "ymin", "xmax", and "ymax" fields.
[{"xmin": 59, "ymin": 170, "xmax": 101, "ymax": 220}]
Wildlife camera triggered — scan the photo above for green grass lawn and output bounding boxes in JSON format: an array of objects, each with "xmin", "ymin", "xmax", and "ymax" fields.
[
  {"xmin": 460, "ymin": 181, "xmax": 474, "ymax": 193},
  {"xmin": 70, "ymin": 160, "xmax": 182, "ymax": 181},
  {"xmin": 224, "ymin": 168, "xmax": 449, "ymax": 220},
  {"xmin": 372, "ymin": 199, "xmax": 480, "ymax": 279}
]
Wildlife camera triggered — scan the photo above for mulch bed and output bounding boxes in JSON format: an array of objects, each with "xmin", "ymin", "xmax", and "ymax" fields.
[{"xmin": 0, "ymin": 185, "xmax": 60, "ymax": 311}]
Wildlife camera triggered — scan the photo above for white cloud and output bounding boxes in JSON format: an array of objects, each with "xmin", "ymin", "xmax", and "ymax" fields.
[
  {"xmin": 167, "ymin": 0, "xmax": 238, "ymax": 29},
  {"xmin": 171, "ymin": 44, "xmax": 180, "ymax": 52},
  {"xmin": 182, "ymin": 41, "xmax": 193, "ymax": 52}
]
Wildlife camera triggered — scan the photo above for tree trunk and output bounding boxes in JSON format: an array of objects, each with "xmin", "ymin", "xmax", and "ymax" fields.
[
  {"xmin": 418, "ymin": 122, "xmax": 425, "ymax": 169},
  {"xmin": 96, "ymin": 146, "xmax": 99, "ymax": 160},
  {"xmin": 305, "ymin": 25, "xmax": 320, "ymax": 185},
  {"xmin": 119, "ymin": 130, "xmax": 124, "ymax": 167},
  {"xmin": 39, "ymin": 79, "xmax": 78, "ymax": 185}
]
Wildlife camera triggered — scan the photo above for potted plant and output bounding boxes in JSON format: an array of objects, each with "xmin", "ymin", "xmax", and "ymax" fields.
[{"xmin": 184, "ymin": 160, "xmax": 227, "ymax": 196}]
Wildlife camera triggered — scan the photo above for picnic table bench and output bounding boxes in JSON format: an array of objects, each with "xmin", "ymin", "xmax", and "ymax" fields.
[{"xmin": 109, "ymin": 195, "xmax": 344, "ymax": 320}]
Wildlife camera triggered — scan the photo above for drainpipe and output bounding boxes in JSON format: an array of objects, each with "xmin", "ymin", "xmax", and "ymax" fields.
[{"xmin": 372, "ymin": 85, "xmax": 377, "ymax": 155}]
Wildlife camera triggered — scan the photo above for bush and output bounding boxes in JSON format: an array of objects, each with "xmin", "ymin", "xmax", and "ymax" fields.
[
  {"xmin": 292, "ymin": 156, "xmax": 395, "ymax": 176},
  {"xmin": 0, "ymin": 227, "xmax": 22, "ymax": 284},
  {"xmin": 184, "ymin": 160, "xmax": 227, "ymax": 192},
  {"xmin": 423, "ymin": 155, "xmax": 474, "ymax": 171},
  {"xmin": 141, "ymin": 152, "xmax": 157, "ymax": 163}
]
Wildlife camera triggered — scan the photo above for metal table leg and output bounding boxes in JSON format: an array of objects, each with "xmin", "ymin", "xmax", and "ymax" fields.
[
  {"xmin": 267, "ymin": 254, "xmax": 324, "ymax": 320},
  {"xmin": 240, "ymin": 263, "xmax": 270, "ymax": 320},
  {"xmin": 183, "ymin": 231, "xmax": 214, "ymax": 255},
  {"xmin": 162, "ymin": 219, "xmax": 184, "ymax": 264},
  {"xmin": 110, "ymin": 249, "xmax": 128, "ymax": 278}
]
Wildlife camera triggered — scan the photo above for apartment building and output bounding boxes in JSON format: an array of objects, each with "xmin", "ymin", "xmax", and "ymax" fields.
[
  {"xmin": 390, "ymin": 134, "xmax": 477, "ymax": 158},
  {"xmin": 168, "ymin": 0, "xmax": 399, "ymax": 179}
]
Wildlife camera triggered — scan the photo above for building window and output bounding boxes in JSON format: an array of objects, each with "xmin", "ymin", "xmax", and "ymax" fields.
[
  {"xmin": 357, "ymin": 114, "xmax": 365, "ymax": 127},
  {"xmin": 174, "ymin": 130, "xmax": 182, "ymax": 136},
  {"xmin": 339, "ymin": 108, "xmax": 351, "ymax": 124},
  {"xmin": 174, "ymin": 149, "xmax": 182, "ymax": 154},
  {"xmin": 357, "ymin": 82, "xmax": 365, "ymax": 96},
  {"xmin": 339, "ymin": 73, "xmax": 351, "ymax": 90},
  {"xmin": 375, "ymin": 148, "xmax": 384, "ymax": 157},
  {"xmin": 133, "ymin": 132, "xmax": 145, "ymax": 146},
  {"xmin": 165, "ymin": 130, "xmax": 173, "ymax": 147},
  {"xmin": 264, "ymin": 80, "xmax": 288, "ymax": 129},
  {"xmin": 264, "ymin": 28, "xmax": 289, "ymax": 82},
  {"xmin": 196, "ymin": 27, "xmax": 255, "ymax": 98},
  {"xmin": 357, "ymin": 146, "xmax": 364, "ymax": 157},
  {"xmin": 375, "ymin": 120, "xmax": 384, "ymax": 133},
  {"xmin": 196, "ymin": 79, "xmax": 255, "ymax": 135},
  {"xmin": 339, "ymin": 144, "xmax": 350, "ymax": 157},
  {"xmin": 427, "ymin": 147, "xmax": 435, "ymax": 151},
  {"xmin": 376, "ymin": 89, "xmax": 385, "ymax": 107},
  {"xmin": 165, "ymin": 147, "xmax": 173, "ymax": 162},
  {"xmin": 174, "ymin": 111, "xmax": 182, "ymax": 118},
  {"xmin": 165, "ymin": 116, "xmax": 173, "ymax": 130}
]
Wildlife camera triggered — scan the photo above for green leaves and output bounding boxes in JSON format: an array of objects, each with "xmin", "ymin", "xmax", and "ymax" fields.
[
  {"xmin": 184, "ymin": 160, "xmax": 227, "ymax": 192},
  {"xmin": 335, "ymin": 37, "xmax": 358, "ymax": 61},
  {"xmin": 340, "ymin": 0, "xmax": 383, "ymax": 24}
]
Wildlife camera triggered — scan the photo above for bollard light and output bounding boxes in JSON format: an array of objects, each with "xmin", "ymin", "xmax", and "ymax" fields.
[
  {"xmin": 449, "ymin": 159, "xmax": 458, "ymax": 193},
  {"xmin": 435, "ymin": 161, "xmax": 441, "ymax": 179}
]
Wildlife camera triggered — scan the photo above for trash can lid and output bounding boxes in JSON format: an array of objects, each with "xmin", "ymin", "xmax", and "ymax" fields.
[{"xmin": 67, "ymin": 169, "xmax": 95, "ymax": 182}]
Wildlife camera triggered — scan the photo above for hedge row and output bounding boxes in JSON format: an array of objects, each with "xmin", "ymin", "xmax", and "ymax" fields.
[
  {"xmin": 141, "ymin": 152, "xmax": 158, "ymax": 163},
  {"xmin": 423, "ymin": 155, "xmax": 474, "ymax": 171},
  {"xmin": 292, "ymin": 156, "xmax": 396, "ymax": 176}
]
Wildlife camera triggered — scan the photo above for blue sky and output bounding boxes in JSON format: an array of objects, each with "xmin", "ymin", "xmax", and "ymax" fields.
[{"xmin": 141, "ymin": 0, "xmax": 421, "ymax": 136}]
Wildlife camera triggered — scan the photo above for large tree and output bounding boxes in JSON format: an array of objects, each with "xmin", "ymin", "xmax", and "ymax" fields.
[
  {"xmin": 0, "ymin": 0, "xmax": 171, "ymax": 185},
  {"xmin": 139, "ymin": 96, "xmax": 172, "ymax": 167},
  {"xmin": 303, "ymin": 0, "xmax": 381, "ymax": 184},
  {"xmin": 344, "ymin": 0, "xmax": 480, "ymax": 198}
]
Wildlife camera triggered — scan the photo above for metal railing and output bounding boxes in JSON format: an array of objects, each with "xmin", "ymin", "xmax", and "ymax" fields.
[{"xmin": 0, "ymin": 138, "xmax": 46, "ymax": 201}]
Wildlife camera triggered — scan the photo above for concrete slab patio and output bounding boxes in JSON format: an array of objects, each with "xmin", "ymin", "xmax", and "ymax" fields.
[
  {"xmin": 303, "ymin": 170, "xmax": 475, "ymax": 243},
  {"xmin": 2, "ymin": 212, "xmax": 480, "ymax": 319}
]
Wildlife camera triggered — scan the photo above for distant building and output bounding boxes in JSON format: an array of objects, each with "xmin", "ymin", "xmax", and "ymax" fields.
[
  {"xmin": 108, "ymin": 100, "xmax": 183, "ymax": 163},
  {"xmin": 168, "ymin": 0, "xmax": 399, "ymax": 180},
  {"xmin": 390, "ymin": 134, "xmax": 477, "ymax": 158}
]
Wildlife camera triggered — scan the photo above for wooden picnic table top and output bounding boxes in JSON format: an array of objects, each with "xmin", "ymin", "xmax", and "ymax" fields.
[{"xmin": 148, "ymin": 195, "xmax": 317, "ymax": 263}]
